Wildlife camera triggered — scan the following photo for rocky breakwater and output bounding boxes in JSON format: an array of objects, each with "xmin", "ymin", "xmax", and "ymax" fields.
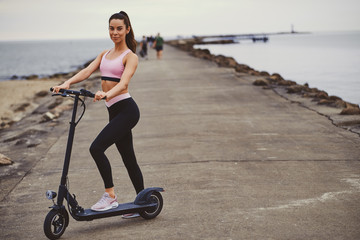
[
  {"xmin": 0, "ymin": 69, "xmax": 100, "ymax": 168},
  {"xmin": 167, "ymin": 38, "xmax": 360, "ymax": 135}
]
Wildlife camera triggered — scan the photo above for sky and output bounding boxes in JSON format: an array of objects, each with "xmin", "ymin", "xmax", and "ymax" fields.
[{"xmin": 0, "ymin": 0, "xmax": 359, "ymax": 41}]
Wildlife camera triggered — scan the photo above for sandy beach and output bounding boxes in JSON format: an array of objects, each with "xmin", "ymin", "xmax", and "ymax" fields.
[
  {"xmin": 0, "ymin": 68, "xmax": 101, "ymax": 167},
  {"xmin": 0, "ymin": 79, "xmax": 62, "ymax": 126}
]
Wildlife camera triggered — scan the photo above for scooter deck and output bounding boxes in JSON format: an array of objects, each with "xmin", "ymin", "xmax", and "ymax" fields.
[{"xmin": 75, "ymin": 202, "xmax": 157, "ymax": 221}]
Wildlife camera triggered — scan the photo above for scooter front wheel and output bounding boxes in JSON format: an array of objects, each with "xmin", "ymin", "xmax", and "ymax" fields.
[
  {"xmin": 44, "ymin": 209, "xmax": 69, "ymax": 239},
  {"xmin": 139, "ymin": 191, "xmax": 163, "ymax": 219}
]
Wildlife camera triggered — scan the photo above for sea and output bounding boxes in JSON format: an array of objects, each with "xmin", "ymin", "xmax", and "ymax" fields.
[
  {"xmin": 0, "ymin": 32, "xmax": 359, "ymax": 105},
  {"xmin": 0, "ymin": 38, "xmax": 113, "ymax": 79},
  {"xmin": 195, "ymin": 31, "xmax": 360, "ymax": 105}
]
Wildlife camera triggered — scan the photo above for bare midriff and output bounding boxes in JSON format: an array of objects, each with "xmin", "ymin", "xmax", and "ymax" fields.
[{"xmin": 101, "ymin": 80, "xmax": 128, "ymax": 97}]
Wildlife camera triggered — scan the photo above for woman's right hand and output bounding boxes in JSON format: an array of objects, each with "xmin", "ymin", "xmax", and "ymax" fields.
[{"xmin": 52, "ymin": 81, "xmax": 70, "ymax": 93}]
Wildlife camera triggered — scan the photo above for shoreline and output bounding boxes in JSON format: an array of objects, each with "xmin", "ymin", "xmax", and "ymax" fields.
[
  {"xmin": 2, "ymin": 58, "xmax": 94, "ymax": 81},
  {"xmin": 166, "ymin": 38, "xmax": 360, "ymax": 133},
  {"xmin": 0, "ymin": 67, "xmax": 100, "ymax": 166},
  {"xmin": 0, "ymin": 58, "xmax": 95, "ymax": 129},
  {"xmin": 1, "ymin": 40, "xmax": 360, "ymax": 167}
]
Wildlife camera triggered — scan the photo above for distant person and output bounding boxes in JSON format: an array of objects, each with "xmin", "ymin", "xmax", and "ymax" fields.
[
  {"xmin": 52, "ymin": 11, "xmax": 144, "ymax": 218},
  {"xmin": 139, "ymin": 35, "xmax": 148, "ymax": 59},
  {"xmin": 147, "ymin": 35, "xmax": 154, "ymax": 48},
  {"xmin": 153, "ymin": 33, "xmax": 164, "ymax": 60}
]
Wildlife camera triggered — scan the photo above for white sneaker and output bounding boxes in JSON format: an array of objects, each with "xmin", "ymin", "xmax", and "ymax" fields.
[{"xmin": 91, "ymin": 193, "xmax": 118, "ymax": 211}]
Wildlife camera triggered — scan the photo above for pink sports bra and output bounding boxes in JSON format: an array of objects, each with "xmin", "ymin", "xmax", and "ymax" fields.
[{"xmin": 100, "ymin": 49, "xmax": 131, "ymax": 82}]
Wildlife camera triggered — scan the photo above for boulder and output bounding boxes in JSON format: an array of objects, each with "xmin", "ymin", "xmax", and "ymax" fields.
[
  {"xmin": 277, "ymin": 80, "xmax": 296, "ymax": 86},
  {"xmin": 213, "ymin": 55, "xmax": 238, "ymax": 68},
  {"xmin": 35, "ymin": 90, "xmax": 48, "ymax": 97},
  {"xmin": 225, "ymin": 57, "xmax": 238, "ymax": 68},
  {"xmin": 47, "ymin": 98, "xmax": 64, "ymax": 110},
  {"xmin": 306, "ymin": 88, "xmax": 319, "ymax": 93},
  {"xmin": 334, "ymin": 100, "xmax": 347, "ymax": 108},
  {"xmin": 191, "ymin": 48, "xmax": 212, "ymax": 60},
  {"xmin": 259, "ymin": 71, "xmax": 270, "ymax": 76},
  {"xmin": 25, "ymin": 74, "xmax": 38, "ymax": 80},
  {"xmin": 235, "ymin": 64, "xmax": 253, "ymax": 73},
  {"xmin": 318, "ymin": 99, "xmax": 335, "ymax": 106},
  {"xmin": 287, "ymin": 84, "xmax": 306, "ymax": 93},
  {"xmin": 41, "ymin": 111, "xmax": 57, "ymax": 122},
  {"xmin": 340, "ymin": 102, "xmax": 360, "ymax": 115},
  {"xmin": 345, "ymin": 102, "xmax": 359, "ymax": 108},
  {"xmin": 0, "ymin": 153, "xmax": 12, "ymax": 166},
  {"xmin": 12, "ymin": 102, "xmax": 30, "ymax": 112},
  {"xmin": 303, "ymin": 93, "xmax": 314, "ymax": 98},
  {"xmin": 329, "ymin": 95, "xmax": 342, "ymax": 101},
  {"xmin": 340, "ymin": 106, "xmax": 360, "ymax": 115},
  {"xmin": 317, "ymin": 96, "xmax": 347, "ymax": 108},
  {"xmin": 315, "ymin": 91, "xmax": 329, "ymax": 100},
  {"xmin": 249, "ymin": 70, "xmax": 261, "ymax": 76},
  {"xmin": 270, "ymin": 73, "xmax": 284, "ymax": 82},
  {"xmin": 253, "ymin": 79, "xmax": 269, "ymax": 86}
]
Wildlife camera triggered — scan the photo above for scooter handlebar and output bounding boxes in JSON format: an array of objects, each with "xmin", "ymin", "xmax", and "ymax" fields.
[{"xmin": 50, "ymin": 88, "xmax": 95, "ymax": 98}]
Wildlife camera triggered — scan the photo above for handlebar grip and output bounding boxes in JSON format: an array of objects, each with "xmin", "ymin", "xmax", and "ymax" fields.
[
  {"xmin": 80, "ymin": 89, "xmax": 95, "ymax": 98},
  {"xmin": 50, "ymin": 87, "xmax": 65, "ymax": 93}
]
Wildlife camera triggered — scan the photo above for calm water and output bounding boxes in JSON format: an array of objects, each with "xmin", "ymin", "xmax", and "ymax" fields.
[
  {"xmin": 1, "ymin": 33, "xmax": 359, "ymax": 105},
  {"xmin": 195, "ymin": 31, "xmax": 360, "ymax": 105},
  {"xmin": 0, "ymin": 38, "xmax": 113, "ymax": 80}
]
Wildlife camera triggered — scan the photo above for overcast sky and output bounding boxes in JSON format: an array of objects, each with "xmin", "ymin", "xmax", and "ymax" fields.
[{"xmin": 0, "ymin": 0, "xmax": 359, "ymax": 41}]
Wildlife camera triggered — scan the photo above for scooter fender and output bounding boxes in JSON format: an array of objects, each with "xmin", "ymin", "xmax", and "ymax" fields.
[
  {"xmin": 134, "ymin": 187, "xmax": 164, "ymax": 205},
  {"xmin": 48, "ymin": 205, "xmax": 70, "ymax": 227}
]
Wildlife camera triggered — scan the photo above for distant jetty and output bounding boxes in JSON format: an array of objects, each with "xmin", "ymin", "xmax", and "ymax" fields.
[
  {"xmin": 191, "ymin": 31, "xmax": 311, "ymax": 44},
  {"xmin": 166, "ymin": 34, "xmax": 360, "ymax": 132}
]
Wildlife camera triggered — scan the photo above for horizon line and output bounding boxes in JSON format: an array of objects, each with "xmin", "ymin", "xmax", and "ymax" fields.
[{"xmin": 1, "ymin": 29, "xmax": 360, "ymax": 42}]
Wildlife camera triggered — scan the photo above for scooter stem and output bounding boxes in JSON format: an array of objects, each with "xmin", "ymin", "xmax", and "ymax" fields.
[{"xmin": 57, "ymin": 95, "xmax": 79, "ymax": 206}]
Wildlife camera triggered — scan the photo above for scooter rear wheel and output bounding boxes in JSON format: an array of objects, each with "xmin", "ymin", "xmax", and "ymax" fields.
[
  {"xmin": 44, "ymin": 209, "xmax": 69, "ymax": 239},
  {"xmin": 139, "ymin": 191, "xmax": 163, "ymax": 219}
]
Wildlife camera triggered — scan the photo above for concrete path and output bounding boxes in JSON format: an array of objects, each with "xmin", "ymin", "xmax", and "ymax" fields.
[{"xmin": 1, "ymin": 45, "xmax": 360, "ymax": 240}]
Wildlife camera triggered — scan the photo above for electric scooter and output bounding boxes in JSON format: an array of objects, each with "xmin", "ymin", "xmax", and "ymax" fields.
[{"xmin": 44, "ymin": 88, "xmax": 164, "ymax": 240}]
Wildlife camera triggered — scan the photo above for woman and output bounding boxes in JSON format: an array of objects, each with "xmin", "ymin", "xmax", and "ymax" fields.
[{"xmin": 52, "ymin": 11, "xmax": 144, "ymax": 216}]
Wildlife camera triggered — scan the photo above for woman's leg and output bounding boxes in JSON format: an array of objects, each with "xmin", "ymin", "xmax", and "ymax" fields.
[
  {"xmin": 90, "ymin": 98, "xmax": 140, "ymax": 190},
  {"xmin": 115, "ymin": 131, "xmax": 144, "ymax": 194},
  {"xmin": 89, "ymin": 121, "xmax": 119, "ymax": 189}
]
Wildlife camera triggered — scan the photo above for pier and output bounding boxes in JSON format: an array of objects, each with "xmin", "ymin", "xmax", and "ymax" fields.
[
  {"xmin": 193, "ymin": 33, "xmax": 270, "ymax": 43},
  {"xmin": 1, "ymin": 44, "xmax": 359, "ymax": 240},
  {"xmin": 192, "ymin": 31, "xmax": 308, "ymax": 44}
]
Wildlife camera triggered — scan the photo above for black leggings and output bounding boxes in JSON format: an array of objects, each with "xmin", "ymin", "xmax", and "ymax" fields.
[{"xmin": 89, "ymin": 98, "xmax": 144, "ymax": 194}]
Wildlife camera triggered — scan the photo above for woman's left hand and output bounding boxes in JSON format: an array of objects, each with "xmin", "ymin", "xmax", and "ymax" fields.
[{"xmin": 94, "ymin": 91, "xmax": 106, "ymax": 102}]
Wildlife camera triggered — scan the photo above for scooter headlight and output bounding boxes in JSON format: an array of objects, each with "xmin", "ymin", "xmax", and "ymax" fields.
[{"xmin": 46, "ymin": 190, "xmax": 57, "ymax": 200}]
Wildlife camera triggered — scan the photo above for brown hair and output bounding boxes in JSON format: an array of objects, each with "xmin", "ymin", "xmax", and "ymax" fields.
[{"xmin": 109, "ymin": 11, "xmax": 136, "ymax": 53}]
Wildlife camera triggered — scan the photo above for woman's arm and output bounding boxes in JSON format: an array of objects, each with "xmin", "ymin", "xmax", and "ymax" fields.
[{"xmin": 52, "ymin": 50, "xmax": 107, "ymax": 93}]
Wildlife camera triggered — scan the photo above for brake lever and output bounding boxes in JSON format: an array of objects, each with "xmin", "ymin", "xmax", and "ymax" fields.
[{"xmin": 51, "ymin": 93, "xmax": 69, "ymax": 97}]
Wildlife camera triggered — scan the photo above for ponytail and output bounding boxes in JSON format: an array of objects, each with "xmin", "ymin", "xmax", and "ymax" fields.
[{"xmin": 109, "ymin": 11, "xmax": 137, "ymax": 53}]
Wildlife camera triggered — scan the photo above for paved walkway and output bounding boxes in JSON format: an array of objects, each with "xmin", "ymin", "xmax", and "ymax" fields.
[{"xmin": 1, "ymin": 45, "xmax": 360, "ymax": 239}]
